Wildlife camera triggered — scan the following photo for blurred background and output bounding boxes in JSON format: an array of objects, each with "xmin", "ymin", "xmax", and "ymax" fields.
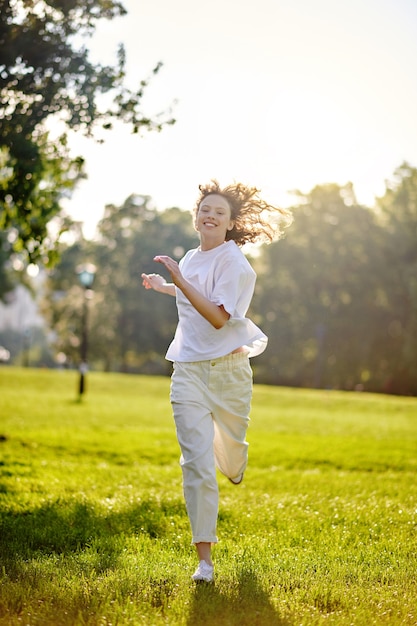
[{"xmin": 1, "ymin": 0, "xmax": 416, "ymax": 395}]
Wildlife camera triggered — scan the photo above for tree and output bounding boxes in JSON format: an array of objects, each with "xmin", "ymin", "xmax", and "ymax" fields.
[
  {"xmin": 252, "ymin": 183, "xmax": 387, "ymax": 391},
  {"xmin": 374, "ymin": 162, "xmax": 417, "ymax": 394},
  {"xmin": 92, "ymin": 196, "xmax": 198, "ymax": 372},
  {"xmin": 0, "ymin": 0, "xmax": 174, "ymax": 296},
  {"xmin": 41, "ymin": 168, "xmax": 417, "ymax": 395},
  {"xmin": 40, "ymin": 226, "xmax": 96, "ymax": 368},
  {"xmin": 43, "ymin": 197, "xmax": 199, "ymax": 373}
]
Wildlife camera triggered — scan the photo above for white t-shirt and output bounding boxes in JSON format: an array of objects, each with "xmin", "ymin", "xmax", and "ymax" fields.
[{"xmin": 165, "ymin": 240, "xmax": 268, "ymax": 362}]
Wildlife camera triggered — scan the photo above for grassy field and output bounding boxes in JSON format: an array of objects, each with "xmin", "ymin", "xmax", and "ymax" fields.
[{"xmin": 0, "ymin": 367, "xmax": 416, "ymax": 626}]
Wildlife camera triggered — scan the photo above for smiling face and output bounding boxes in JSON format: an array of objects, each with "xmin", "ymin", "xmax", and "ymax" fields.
[{"xmin": 195, "ymin": 194, "xmax": 234, "ymax": 249}]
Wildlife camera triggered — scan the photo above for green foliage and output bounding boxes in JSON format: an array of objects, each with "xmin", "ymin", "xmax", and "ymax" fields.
[
  {"xmin": 251, "ymin": 169, "xmax": 417, "ymax": 395},
  {"xmin": 0, "ymin": 0, "xmax": 175, "ymax": 295},
  {"xmin": 253, "ymin": 183, "xmax": 385, "ymax": 389},
  {"xmin": 374, "ymin": 162, "xmax": 417, "ymax": 393},
  {"xmin": 43, "ymin": 197, "xmax": 199, "ymax": 371},
  {"xmin": 0, "ymin": 0, "xmax": 171, "ymax": 136},
  {"xmin": 0, "ymin": 231, "xmax": 15, "ymax": 301},
  {"xmin": 0, "ymin": 135, "xmax": 84, "ymax": 267},
  {"xmin": 0, "ymin": 368, "xmax": 416, "ymax": 625},
  {"xmin": 36, "ymin": 164, "xmax": 417, "ymax": 393}
]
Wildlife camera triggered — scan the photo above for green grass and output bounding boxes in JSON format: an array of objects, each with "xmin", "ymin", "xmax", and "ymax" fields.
[{"xmin": 0, "ymin": 367, "xmax": 416, "ymax": 625}]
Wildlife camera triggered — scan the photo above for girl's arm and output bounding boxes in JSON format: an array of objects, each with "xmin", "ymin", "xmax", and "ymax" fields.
[
  {"xmin": 141, "ymin": 273, "xmax": 176, "ymax": 297},
  {"xmin": 154, "ymin": 255, "xmax": 230, "ymax": 329}
]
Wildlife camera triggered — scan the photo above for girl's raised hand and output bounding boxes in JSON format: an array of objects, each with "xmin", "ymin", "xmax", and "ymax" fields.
[
  {"xmin": 141, "ymin": 272, "xmax": 166, "ymax": 291},
  {"xmin": 153, "ymin": 255, "xmax": 183, "ymax": 286}
]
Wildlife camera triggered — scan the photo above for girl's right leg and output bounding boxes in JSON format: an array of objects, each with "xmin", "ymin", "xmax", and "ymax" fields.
[{"xmin": 170, "ymin": 362, "xmax": 219, "ymax": 547}]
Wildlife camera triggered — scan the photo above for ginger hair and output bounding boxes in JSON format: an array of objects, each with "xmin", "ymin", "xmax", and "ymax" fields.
[{"xmin": 194, "ymin": 180, "xmax": 292, "ymax": 246}]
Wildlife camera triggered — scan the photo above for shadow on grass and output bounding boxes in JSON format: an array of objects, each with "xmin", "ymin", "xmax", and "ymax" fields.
[
  {"xmin": 187, "ymin": 568, "xmax": 288, "ymax": 626},
  {"xmin": 0, "ymin": 497, "xmax": 184, "ymax": 573}
]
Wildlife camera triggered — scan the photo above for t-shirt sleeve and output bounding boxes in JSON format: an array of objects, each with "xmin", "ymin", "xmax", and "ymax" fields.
[{"xmin": 211, "ymin": 258, "xmax": 255, "ymax": 318}]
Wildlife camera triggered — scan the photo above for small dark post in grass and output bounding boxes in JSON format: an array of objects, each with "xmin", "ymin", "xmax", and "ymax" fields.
[{"xmin": 76, "ymin": 263, "xmax": 96, "ymax": 398}]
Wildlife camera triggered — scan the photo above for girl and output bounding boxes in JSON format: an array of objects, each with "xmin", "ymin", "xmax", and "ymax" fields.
[{"xmin": 141, "ymin": 180, "xmax": 291, "ymax": 582}]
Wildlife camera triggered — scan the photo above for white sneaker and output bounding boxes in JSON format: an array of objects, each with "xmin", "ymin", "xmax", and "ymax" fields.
[{"xmin": 192, "ymin": 560, "xmax": 214, "ymax": 582}]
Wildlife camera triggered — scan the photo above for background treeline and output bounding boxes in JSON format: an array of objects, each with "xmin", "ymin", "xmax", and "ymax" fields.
[
  {"xmin": 20, "ymin": 161, "xmax": 415, "ymax": 397},
  {"xmin": 1, "ymin": 3, "xmax": 416, "ymax": 395}
]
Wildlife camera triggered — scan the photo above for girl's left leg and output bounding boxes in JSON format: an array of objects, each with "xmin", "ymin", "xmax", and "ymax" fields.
[{"xmin": 210, "ymin": 353, "xmax": 253, "ymax": 481}]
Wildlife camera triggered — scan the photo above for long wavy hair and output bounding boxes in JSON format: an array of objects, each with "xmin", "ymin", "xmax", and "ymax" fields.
[{"xmin": 194, "ymin": 180, "xmax": 293, "ymax": 246}]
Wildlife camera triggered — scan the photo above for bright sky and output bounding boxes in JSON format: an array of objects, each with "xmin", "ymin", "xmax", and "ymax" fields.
[{"xmin": 65, "ymin": 0, "xmax": 417, "ymax": 237}]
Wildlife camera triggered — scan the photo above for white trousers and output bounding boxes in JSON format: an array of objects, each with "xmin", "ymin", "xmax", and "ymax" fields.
[{"xmin": 170, "ymin": 352, "xmax": 253, "ymax": 544}]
